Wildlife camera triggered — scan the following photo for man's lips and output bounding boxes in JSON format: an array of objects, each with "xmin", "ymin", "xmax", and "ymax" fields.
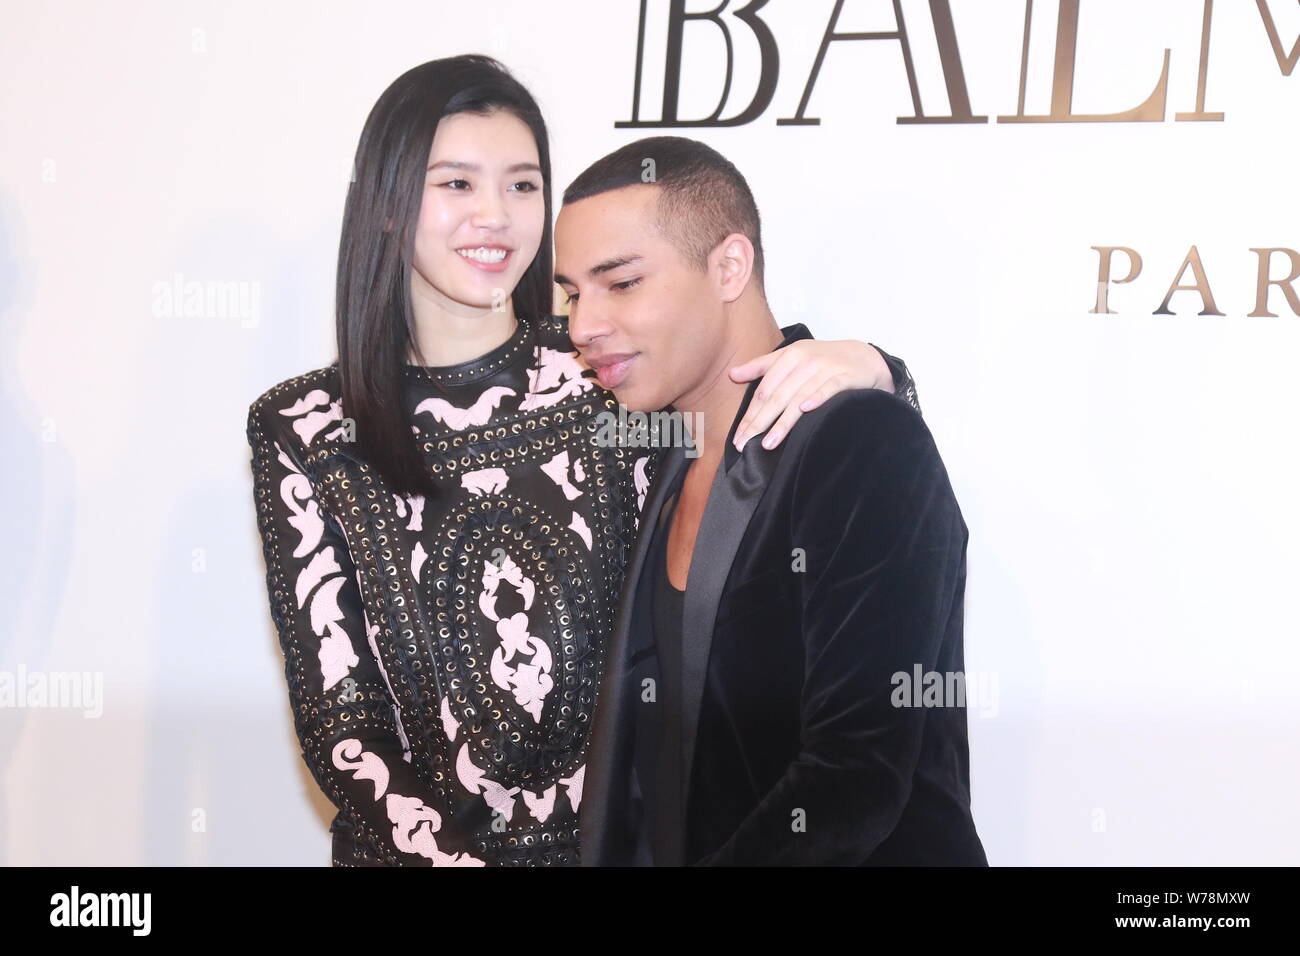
[
  {"xmin": 586, "ymin": 352, "xmax": 638, "ymax": 389},
  {"xmin": 455, "ymin": 244, "xmax": 513, "ymax": 274}
]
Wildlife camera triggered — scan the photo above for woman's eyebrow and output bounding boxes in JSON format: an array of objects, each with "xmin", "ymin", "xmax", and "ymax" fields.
[{"xmin": 427, "ymin": 160, "xmax": 541, "ymax": 173}]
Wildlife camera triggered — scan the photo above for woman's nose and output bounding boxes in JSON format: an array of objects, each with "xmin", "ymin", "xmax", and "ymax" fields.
[{"xmin": 472, "ymin": 190, "xmax": 509, "ymax": 229}]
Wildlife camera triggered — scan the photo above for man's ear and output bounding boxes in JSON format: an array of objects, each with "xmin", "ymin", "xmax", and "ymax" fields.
[{"xmin": 713, "ymin": 232, "xmax": 756, "ymax": 303}]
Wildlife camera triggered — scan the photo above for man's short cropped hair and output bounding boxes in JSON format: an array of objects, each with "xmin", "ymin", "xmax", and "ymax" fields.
[{"xmin": 562, "ymin": 135, "xmax": 765, "ymax": 287}]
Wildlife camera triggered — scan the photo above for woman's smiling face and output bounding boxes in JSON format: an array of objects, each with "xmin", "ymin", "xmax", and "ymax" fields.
[{"xmin": 412, "ymin": 109, "xmax": 545, "ymax": 313}]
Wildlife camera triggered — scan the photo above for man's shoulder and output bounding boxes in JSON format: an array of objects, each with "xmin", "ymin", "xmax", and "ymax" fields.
[
  {"xmin": 793, "ymin": 386, "xmax": 932, "ymax": 457},
  {"xmin": 781, "ymin": 388, "xmax": 961, "ymax": 533}
]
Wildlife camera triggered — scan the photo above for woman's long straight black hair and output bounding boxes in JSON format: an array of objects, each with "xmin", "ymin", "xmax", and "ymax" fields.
[{"xmin": 335, "ymin": 54, "xmax": 553, "ymax": 497}]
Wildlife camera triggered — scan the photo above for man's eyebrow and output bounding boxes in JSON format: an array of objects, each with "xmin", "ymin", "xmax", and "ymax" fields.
[
  {"xmin": 554, "ymin": 255, "xmax": 643, "ymax": 287},
  {"xmin": 427, "ymin": 160, "xmax": 542, "ymax": 173}
]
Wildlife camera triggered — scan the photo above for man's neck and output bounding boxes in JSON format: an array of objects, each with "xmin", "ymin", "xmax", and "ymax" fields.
[{"xmin": 674, "ymin": 310, "xmax": 784, "ymax": 464}]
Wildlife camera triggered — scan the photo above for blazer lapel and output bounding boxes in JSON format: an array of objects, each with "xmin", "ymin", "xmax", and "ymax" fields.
[
  {"xmin": 580, "ymin": 442, "xmax": 690, "ymax": 864},
  {"xmin": 582, "ymin": 321, "xmax": 813, "ymax": 864},
  {"xmin": 677, "ymin": 323, "xmax": 813, "ymax": 834}
]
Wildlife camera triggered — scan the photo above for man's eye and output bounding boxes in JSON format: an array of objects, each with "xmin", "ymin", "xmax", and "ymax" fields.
[{"xmin": 612, "ymin": 278, "xmax": 641, "ymax": 292}]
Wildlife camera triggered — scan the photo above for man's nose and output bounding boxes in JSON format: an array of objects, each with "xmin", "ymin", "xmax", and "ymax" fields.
[{"xmin": 566, "ymin": 299, "xmax": 606, "ymax": 351}]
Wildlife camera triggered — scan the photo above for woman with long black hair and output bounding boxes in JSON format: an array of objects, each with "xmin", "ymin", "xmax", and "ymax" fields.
[{"xmin": 246, "ymin": 54, "xmax": 921, "ymax": 866}]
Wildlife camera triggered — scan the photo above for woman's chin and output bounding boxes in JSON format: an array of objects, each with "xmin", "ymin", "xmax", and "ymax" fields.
[
  {"xmin": 438, "ymin": 287, "xmax": 514, "ymax": 313},
  {"xmin": 458, "ymin": 274, "xmax": 525, "ymax": 309}
]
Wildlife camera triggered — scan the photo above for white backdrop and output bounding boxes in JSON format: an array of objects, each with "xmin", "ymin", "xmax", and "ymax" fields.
[{"xmin": 2, "ymin": 0, "xmax": 1298, "ymax": 865}]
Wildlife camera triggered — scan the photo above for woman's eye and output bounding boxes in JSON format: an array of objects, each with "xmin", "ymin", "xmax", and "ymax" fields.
[
  {"xmin": 510, "ymin": 180, "xmax": 539, "ymax": 192},
  {"xmin": 438, "ymin": 179, "xmax": 470, "ymax": 190},
  {"xmin": 564, "ymin": 291, "xmax": 579, "ymax": 305}
]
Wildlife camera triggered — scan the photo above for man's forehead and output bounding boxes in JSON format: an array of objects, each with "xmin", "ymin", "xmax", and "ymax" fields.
[
  {"xmin": 556, "ymin": 187, "xmax": 663, "ymax": 271},
  {"xmin": 562, "ymin": 183, "xmax": 660, "ymax": 225}
]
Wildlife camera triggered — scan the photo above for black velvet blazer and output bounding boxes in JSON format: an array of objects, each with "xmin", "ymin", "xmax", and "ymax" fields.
[{"xmin": 580, "ymin": 323, "xmax": 988, "ymax": 866}]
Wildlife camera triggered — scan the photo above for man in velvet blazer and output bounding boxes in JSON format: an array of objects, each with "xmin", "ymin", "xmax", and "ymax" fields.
[{"xmin": 555, "ymin": 136, "xmax": 987, "ymax": 866}]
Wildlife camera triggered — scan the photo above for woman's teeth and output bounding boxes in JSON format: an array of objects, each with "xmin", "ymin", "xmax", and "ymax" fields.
[{"xmin": 457, "ymin": 247, "xmax": 508, "ymax": 263}]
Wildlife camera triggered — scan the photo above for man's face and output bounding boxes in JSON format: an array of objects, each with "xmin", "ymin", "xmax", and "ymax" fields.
[{"xmin": 555, "ymin": 185, "xmax": 726, "ymax": 412}]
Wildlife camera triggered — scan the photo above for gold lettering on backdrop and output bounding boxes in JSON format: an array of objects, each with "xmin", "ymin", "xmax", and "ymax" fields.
[
  {"xmin": 1090, "ymin": 246, "xmax": 1143, "ymax": 314},
  {"xmin": 1014, "ymin": 0, "xmax": 1034, "ymax": 115},
  {"xmin": 617, "ymin": 0, "xmax": 782, "ymax": 127},
  {"xmin": 622, "ymin": 0, "xmax": 1300, "ymax": 127},
  {"xmin": 1256, "ymin": 0, "xmax": 1300, "ymax": 75},
  {"xmin": 1000, "ymin": 0, "xmax": 1170, "ymax": 123},
  {"xmin": 778, "ymin": 0, "xmax": 987, "ymax": 125},
  {"xmin": 1175, "ymin": 0, "xmax": 1225, "ymax": 121},
  {"xmin": 1248, "ymin": 248, "xmax": 1300, "ymax": 317},
  {"xmin": 1155, "ymin": 246, "xmax": 1225, "ymax": 316},
  {"xmin": 1089, "ymin": 246, "xmax": 1300, "ymax": 316}
]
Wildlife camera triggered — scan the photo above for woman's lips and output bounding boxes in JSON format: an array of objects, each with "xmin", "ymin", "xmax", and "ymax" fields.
[
  {"xmin": 595, "ymin": 355, "xmax": 636, "ymax": 389},
  {"xmin": 456, "ymin": 247, "xmax": 512, "ymax": 274}
]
